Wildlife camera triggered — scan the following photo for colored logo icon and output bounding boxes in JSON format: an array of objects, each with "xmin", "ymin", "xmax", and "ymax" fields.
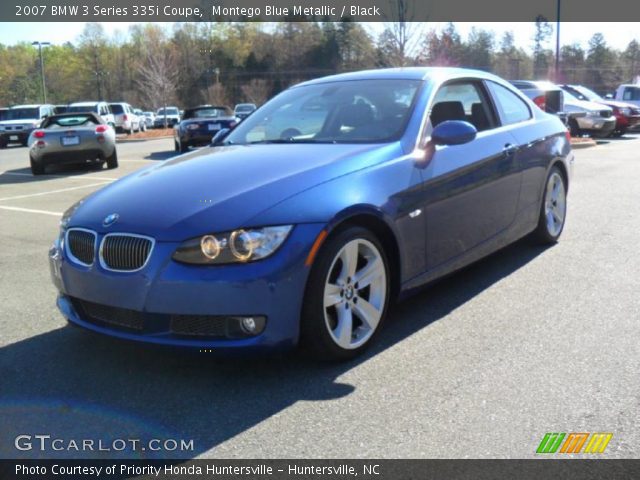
[{"xmin": 537, "ymin": 432, "xmax": 613, "ymax": 454}]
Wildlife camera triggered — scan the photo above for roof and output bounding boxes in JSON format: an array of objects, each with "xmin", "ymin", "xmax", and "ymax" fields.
[
  {"xmin": 296, "ymin": 67, "xmax": 502, "ymax": 87},
  {"xmin": 69, "ymin": 101, "xmax": 102, "ymax": 106},
  {"xmin": 10, "ymin": 104, "xmax": 43, "ymax": 109}
]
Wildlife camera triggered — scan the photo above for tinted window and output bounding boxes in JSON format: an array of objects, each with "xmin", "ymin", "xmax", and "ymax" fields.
[
  {"xmin": 623, "ymin": 87, "xmax": 640, "ymax": 101},
  {"xmin": 184, "ymin": 107, "xmax": 229, "ymax": 119},
  {"xmin": 42, "ymin": 114, "xmax": 100, "ymax": 128},
  {"xmin": 0, "ymin": 110, "xmax": 8, "ymax": 121},
  {"xmin": 487, "ymin": 82, "xmax": 531, "ymax": 125},
  {"xmin": 110, "ymin": 104, "xmax": 124, "ymax": 114},
  {"xmin": 430, "ymin": 81, "xmax": 495, "ymax": 132},
  {"xmin": 68, "ymin": 105, "xmax": 98, "ymax": 113},
  {"xmin": 7, "ymin": 108, "xmax": 39, "ymax": 120},
  {"xmin": 227, "ymin": 79, "xmax": 421, "ymax": 144}
]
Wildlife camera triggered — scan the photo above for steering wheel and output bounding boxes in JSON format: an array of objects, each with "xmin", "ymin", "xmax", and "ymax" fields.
[{"xmin": 280, "ymin": 128, "xmax": 302, "ymax": 140}]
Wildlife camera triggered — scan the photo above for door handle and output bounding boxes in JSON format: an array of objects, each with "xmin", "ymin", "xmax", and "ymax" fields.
[{"xmin": 503, "ymin": 143, "xmax": 518, "ymax": 156}]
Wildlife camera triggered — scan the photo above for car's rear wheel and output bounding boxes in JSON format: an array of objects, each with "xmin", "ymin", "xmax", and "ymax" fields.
[
  {"xmin": 300, "ymin": 226, "xmax": 390, "ymax": 361},
  {"xmin": 106, "ymin": 149, "xmax": 118, "ymax": 169},
  {"xmin": 532, "ymin": 166, "xmax": 567, "ymax": 244},
  {"xmin": 30, "ymin": 155, "xmax": 45, "ymax": 175},
  {"xmin": 180, "ymin": 141, "xmax": 189, "ymax": 153}
]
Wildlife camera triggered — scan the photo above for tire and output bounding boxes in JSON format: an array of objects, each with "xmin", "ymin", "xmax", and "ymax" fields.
[
  {"xmin": 531, "ymin": 166, "xmax": 567, "ymax": 244},
  {"xmin": 299, "ymin": 226, "xmax": 390, "ymax": 361},
  {"xmin": 30, "ymin": 155, "xmax": 45, "ymax": 175},
  {"xmin": 568, "ymin": 119, "xmax": 580, "ymax": 137},
  {"xmin": 0, "ymin": 139, "xmax": 6, "ymax": 149},
  {"xmin": 179, "ymin": 141, "xmax": 189, "ymax": 153},
  {"xmin": 106, "ymin": 149, "xmax": 118, "ymax": 169},
  {"xmin": 174, "ymin": 140, "xmax": 180, "ymax": 152}
]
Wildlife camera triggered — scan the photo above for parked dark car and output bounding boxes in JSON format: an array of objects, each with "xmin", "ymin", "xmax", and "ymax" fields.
[
  {"xmin": 560, "ymin": 84, "xmax": 640, "ymax": 136},
  {"xmin": 234, "ymin": 103, "xmax": 257, "ymax": 120},
  {"xmin": 50, "ymin": 67, "xmax": 573, "ymax": 360},
  {"xmin": 174, "ymin": 105, "xmax": 238, "ymax": 153}
]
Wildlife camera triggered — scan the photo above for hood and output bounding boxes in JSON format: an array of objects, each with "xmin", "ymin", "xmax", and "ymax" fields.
[
  {"xmin": 70, "ymin": 142, "xmax": 401, "ymax": 241},
  {"xmin": 563, "ymin": 97, "xmax": 612, "ymax": 114},
  {"xmin": 0, "ymin": 119, "xmax": 39, "ymax": 126},
  {"xmin": 598, "ymin": 100, "xmax": 639, "ymax": 111}
]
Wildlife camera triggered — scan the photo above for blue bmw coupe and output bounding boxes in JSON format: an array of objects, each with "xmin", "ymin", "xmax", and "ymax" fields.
[{"xmin": 49, "ymin": 68, "xmax": 573, "ymax": 360}]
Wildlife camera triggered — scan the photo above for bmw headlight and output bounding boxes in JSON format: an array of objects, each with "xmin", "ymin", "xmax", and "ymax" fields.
[{"xmin": 172, "ymin": 226, "xmax": 293, "ymax": 265}]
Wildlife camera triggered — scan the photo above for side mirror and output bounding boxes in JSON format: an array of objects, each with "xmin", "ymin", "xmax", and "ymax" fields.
[
  {"xmin": 211, "ymin": 128, "xmax": 230, "ymax": 146},
  {"xmin": 431, "ymin": 120, "xmax": 477, "ymax": 146}
]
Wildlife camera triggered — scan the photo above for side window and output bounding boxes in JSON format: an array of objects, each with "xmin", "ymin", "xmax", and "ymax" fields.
[
  {"xmin": 487, "ymin": 82, "xmax": 532, "ymax": 125},
  {"xmin": 429, "ymin": 81, "xmax": 496, "ymax": 133}
]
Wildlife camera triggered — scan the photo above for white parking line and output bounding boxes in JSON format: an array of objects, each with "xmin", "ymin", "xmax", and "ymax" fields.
[
  {"xmin": 0, "ymin": 205, "xmax": 62, "ymax": 216},
  {"xmin": 0, "ymin": 181, "xmax": 111, "ymax": 202},
  {"xmin": 1, "ymin": 171, "xmax": 120, "ymax": 181}
]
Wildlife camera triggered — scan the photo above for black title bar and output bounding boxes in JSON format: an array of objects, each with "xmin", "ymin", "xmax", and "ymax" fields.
[{"xmin": 2, "ymin": 0, "xmax": 640, "ymax": 22}]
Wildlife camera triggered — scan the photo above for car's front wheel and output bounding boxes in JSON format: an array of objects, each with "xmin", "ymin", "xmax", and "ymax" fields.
[
  {"xmin": 532, "ymin": 166, "xmax": 567, "ymax": 244},
  {"xmin": 300, "ymin": 226, "xmax": 390, "ymax": 360}
]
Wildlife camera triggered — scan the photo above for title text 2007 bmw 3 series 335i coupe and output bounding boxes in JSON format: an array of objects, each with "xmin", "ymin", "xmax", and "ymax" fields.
[{"xmin": 49, "ymin": 68, "xmax": 574, "ymax": 360}]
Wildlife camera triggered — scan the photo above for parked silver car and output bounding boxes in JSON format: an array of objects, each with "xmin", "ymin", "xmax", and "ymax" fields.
[
  {"xmin": 27, "ymin": 112, "xmax": 117, "ymax": 175},
  {"xmin": 562, "ymin": 90, "xmax": 616, "ymax": 138},
  {"xmin": 142, "ymin": 111, "xmax": 155, "ymax": 128}
]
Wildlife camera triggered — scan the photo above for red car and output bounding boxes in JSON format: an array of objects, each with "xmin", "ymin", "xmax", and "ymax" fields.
[{"xmin": 561, "ymin": 84, "xmax": 640, "ymax": 136}]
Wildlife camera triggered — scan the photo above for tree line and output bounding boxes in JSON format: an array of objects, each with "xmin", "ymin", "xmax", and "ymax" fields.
[{"xmin": 1, "ymin": 21, "xmax": 639, "ymax": 110}]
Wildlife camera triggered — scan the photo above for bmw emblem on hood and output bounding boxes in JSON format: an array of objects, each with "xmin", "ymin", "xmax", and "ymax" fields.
[{"xmin": 103, "ymin": 213, "xmax": 119, "ymax": 227}]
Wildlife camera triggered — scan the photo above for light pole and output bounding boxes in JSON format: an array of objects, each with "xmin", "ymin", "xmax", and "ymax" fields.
[
  {"xmin": 32, "ymin": 41, "xmax": 51, "ymax": 103},
  {"xmin": 555, "ymin": 0, "xmax": 561, "ymax": 82}
]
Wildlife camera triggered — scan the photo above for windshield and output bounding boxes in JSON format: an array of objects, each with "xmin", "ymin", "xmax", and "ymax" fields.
[
  {"xmin": 157, "ymin": 108, "xmax": 179, "ymax": 115},
  {"xmin": 0, "ymin": 109, "xmax": 9, "ymax": 121},
  {"xmin": 226, "ymin": 79, "xmax": 421, "ymax": 145},
  {"xmin": 68, "ymin": 105, "xmax": 98, "ymax": 113},
  {"xmin": 184, "ymin": 107, "xmax": 228, "ymax": 119},
  {"xmin": 235, "ymin": 105, "xmax": 255, "ymax": 112},
  {"xmin": 566, "ymin": 86, "xmax": 603, "ymax": 102},
  {"xmin": 43, "ymin": 114, "xmax": 100, "ymax": 129},
  {"xmin": 7, "ymin": 108, "xmax": 39, "ymax": 120}
]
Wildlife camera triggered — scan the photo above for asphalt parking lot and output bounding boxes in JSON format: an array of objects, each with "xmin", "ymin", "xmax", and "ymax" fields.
[{"xmin": 1, "ymin": 135, "xmax": 639, "ymax": 459}]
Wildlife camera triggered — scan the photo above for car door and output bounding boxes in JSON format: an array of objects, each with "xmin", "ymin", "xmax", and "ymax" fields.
[{"xmin": 420, "ymin": 79, "xmax": 522, "ymax": 270}]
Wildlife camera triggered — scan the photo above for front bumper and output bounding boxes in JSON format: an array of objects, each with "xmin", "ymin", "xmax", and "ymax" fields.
[
  {"xmin": 179, "ymin": 131, "xmax": 216, "ymax": 147},
  {"xmin": 49, "ymin": 223, "xmax": 325, "ymax": 351},
  {"xmin": 576, "ymin": 115, "xmax": 616, "ymax": 137},
  {"xmin": 0, "ymin": 130, "xmax": 31, "ymax": 144}
]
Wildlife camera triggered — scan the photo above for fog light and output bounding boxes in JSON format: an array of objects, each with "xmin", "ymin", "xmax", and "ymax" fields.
[
  {"xmin": 241, "ymin": 317, "xmax": 257, "ymax": 333},
  {"xmin": 228, "ymin": 316, "xmax": 266, "ymax": 337}
]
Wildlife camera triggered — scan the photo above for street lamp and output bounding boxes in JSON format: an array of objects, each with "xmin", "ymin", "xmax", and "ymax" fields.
[
  {"xmin": 32, "ymin": 41, "xmax": 51, "ymax": 103},
  {"xmin": 555, "ymin": 0, "xmax": 561, "ymax": 82}
]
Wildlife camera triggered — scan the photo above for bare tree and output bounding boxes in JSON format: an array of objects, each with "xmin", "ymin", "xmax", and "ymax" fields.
[
  {"xmin": 378, "ymin": 1, "xmax": 425, "ymax": 66},
  {"xmin": 135, "ymin": 46, "xmax": 178, "ymax": 127},
  {"xmin": 240, "ymin": 79, "xmax": 271, "ymax": 106},
  {"xmin": 202, "ymin": 83, "xmax": 230, "ymax": 106}
]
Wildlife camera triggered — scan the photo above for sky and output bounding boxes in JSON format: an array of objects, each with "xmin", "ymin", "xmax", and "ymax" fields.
[{"xmin": 0, "ymin": 22, "xmax": 638, "ymax": 52}]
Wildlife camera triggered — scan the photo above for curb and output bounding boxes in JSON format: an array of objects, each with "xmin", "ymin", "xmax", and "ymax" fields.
[
  {"xmin": 570, "ymin": 138, "xmax": 597, "ymax": 149},
  {"xmin": 116, "ymin": 135, "xmax": 174, "ymax": 143}
]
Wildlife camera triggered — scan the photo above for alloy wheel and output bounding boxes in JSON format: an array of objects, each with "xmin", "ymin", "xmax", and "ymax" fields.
[
  {"xmin": 545, "ymin": 171, "xmax": 566, "ymax": 237},
  {"xmin": 323, "ymin": 238, "xmax": 387, "ymax": 350}
]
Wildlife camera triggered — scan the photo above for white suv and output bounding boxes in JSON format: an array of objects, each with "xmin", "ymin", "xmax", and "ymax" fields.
[
  {"xmin": 68, "ymin": 101, "xmax": 116, "ymax": 127},
  {"xmin": 0, "ymin": 104, "xmax": 55, "ymax": 147},
  {"xmin": 110, "ymin": 102, "xmax": 143, "ymax": 134}
]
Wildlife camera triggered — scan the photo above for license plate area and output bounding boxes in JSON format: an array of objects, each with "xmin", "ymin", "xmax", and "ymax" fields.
[
  {"xmin": 208, "ymin": 123, "xmax": 221, "ymax": 131},
  {"xmin": 61, "ymin": 136, "xmax": 80, "ymax": 146},
  {"xmin": 10, "ymin": 135, "xmax": 18, "ymax": 141}
]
